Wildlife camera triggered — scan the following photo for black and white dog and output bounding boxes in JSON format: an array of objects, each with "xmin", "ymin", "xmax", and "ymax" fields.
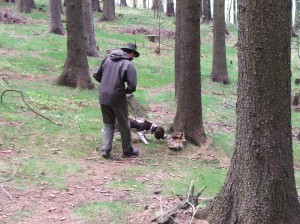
[{"xmin": 115, "ymin": 118, "xmax": 166, "ymax": 144}]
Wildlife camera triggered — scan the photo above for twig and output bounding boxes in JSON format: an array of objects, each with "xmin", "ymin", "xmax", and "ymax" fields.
[
  {"xmin": 0, "ymin": 184, "xmax": 13, "ymax": 201},
  {"xmin": 186, "ymin": 185, "xmax": 207, "ymax": 224},
  {"xmin": 4, "ymin": 168, "xmax": 19, "ymax": 182},
  {"xmin": 0, "ymin": 77, "xmax": 9, "ymax": 86},
  {"xmin": 1, "ymin": 89, "xmax": 62, "ymax": 126}
]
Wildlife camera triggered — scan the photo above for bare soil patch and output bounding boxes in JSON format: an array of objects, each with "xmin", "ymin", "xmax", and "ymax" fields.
[
  {"xmin": 0, "ymin": 70, "xmax": 54, "ymax": 83},
  {"xmin": 104, "ymin": 24, "xmax": 175, "ymax": 39}
]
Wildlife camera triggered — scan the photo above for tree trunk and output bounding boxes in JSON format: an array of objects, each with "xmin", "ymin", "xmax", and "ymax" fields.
[
  {"xmin": 152, "ymin": 0, "xmax": 163, "ymax": 12},
  {"xmin": 120, "ymin": 0, "xmax": 127, "ymax": 6},
  {"xmin": 92, "ymin": 0, "xmax": 102, "ymax": 12},
  {"xmin": 100, "ymin": 0, "xmax": 115, "ymax": 21},
  {"xmin": 200, "ymin": 0, "xmax": 202, "ymax": 19},
  {"xmin": 19, "ymin": 0, "xmax": 32, "ymax": 13},
  {"xmin": 294, "ymin": 0, "xmax": 300, "ymax": 34},
  {"xmin": 233, "ymin": 0, "xmax": 237, "ymax": 24},
  {"xmin": 83, "ymin": 0, "xmax": 99, "ymax": 57},
  {"xmin": 57, "ymin": 0, "xmax": 94, "ymax": 89},
  {"xmin": 202, "ymin": 0, "xmax": 212, "ymax": 23},
  {"xmin": 174, "ymin": 0, "xmax": 181, "ymax": 97},
  {"xmin": 165, "ymin": 0, "xmax": 175, "ymax": 17},
  {"xmin": 133, "ymin": 0, "xmax": 137, "ymax": 8},
  {"xmin": 211, "ymin": 0, "xmax": 230, "ymax": 84},
  {"xmin": 29, "ymin": 0, "xmax": 36, "ymax": 9},
  {"xmin": 49, "ymin": 0, "xmax": 65, "ymax": 35},
  {"xmin": 173, "ymin": 0, "xmax": 206, "ymax": 146},
  {"xmin": 197, "ymin": 0, "xmax": 300, "ymax": 223},
  {"xmin": 143, "ymin": 0, "xmax": 146, "ymax": 9}
]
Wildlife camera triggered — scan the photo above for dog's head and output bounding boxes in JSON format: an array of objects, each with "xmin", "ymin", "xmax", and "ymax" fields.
[{"xmin": 153, "ymin": 126, "xmax": 166, "ymax": 140}]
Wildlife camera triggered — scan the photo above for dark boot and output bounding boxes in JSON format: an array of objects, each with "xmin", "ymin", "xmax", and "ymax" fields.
[{"xmin": 123, "ymin": 147, "xmax": 139, "ymax": 157}]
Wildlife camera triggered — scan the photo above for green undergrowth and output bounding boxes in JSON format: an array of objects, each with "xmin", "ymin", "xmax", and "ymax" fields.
[{"xmin": 73, "ymin": 201, "xmax": 137, "ymax": 224}]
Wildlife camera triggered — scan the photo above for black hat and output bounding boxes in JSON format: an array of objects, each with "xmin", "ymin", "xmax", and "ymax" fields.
[{"xmin": 121, "ymin": 43, "xmax": 140, "ymax": 57}]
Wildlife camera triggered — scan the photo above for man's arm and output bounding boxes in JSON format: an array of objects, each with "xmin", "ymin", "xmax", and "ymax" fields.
[
  {"xmin": 93, "ymin": 58, "xmax": 107, "ymax": 83},
  {"xmin": 125, "ymin": 63, "xmax": 137, "ymax": 94}
]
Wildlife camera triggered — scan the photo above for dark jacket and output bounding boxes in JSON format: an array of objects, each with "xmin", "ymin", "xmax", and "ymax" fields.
[{"xmin": 94, "ymin": 49, "xmax": 137, "ymax": 106}]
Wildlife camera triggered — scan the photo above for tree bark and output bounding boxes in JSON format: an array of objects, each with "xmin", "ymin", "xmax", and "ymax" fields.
[
  {"xmin": 152, "ymin": 0, "xmax": 163, "ymax": 12},
  {"xmin": 29, "ymin": 0, "xmax": 36, "ymax": 9},
  {"xmin": 57, "ymin": 0, "xmax": 94, "ymax": 89},
  {"xmin": 233, "ymin": 0, "xmax": 237, "ymax": 24},
  {"xmin": 202, "ymin": 0, "xmax": 212, "ymax": 23},
  {"xmin": 165, "ymin": 0, "xmax": 175, "ymax": 17},
  {"xmin": 173, "ymin": 0, "xmax": 206, "ymax": 146},
  {"xmin": 49, "ymin": 0, "xmax": 65, "ymax": 35},
  {"xmin": 197, "ymin": 0, "xmax": 300, "ymax": 223},
  {"xmin": 143, "ymin": 0, "xmax": 147, "ymax": 9},
  {"xmin": 100, "ymin": 0, "xmax": 115, "ymax": 21},
  {"xmin": 19, "ymin": 0, "xmax": 32, "ymax": 13},
  {"xmin": 83, "ymin": 0, "xmax": 99, "ymax": 57},
  {"xmin": 92, "ymin": 0, "xmax": 102, "ymax": 12},
  {"xmin": 211, "ymin": 0, "xmax": 230, "ymax": 84}
]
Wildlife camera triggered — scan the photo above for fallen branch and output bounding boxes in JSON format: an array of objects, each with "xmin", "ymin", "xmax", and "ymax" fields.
[
  {"xmin": 0, "ymin": 77, "xmax": 9, "ymax": 85},
  {"xmin": 152, "ymin": 185, "xmax": 206, "ymax": 224},
  {"xmin": 0, "ymin": 184, "xmax": 13, "ymax": 201},
  {"xmin": 1, "ymin": 89, "xmax": 62, "ymax": 126},
  {"xmin": 4, "ymin": 168, "xmax": 19, "ymax": 182}
]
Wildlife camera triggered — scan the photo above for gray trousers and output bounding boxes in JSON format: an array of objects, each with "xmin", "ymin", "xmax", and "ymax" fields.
[{"xmin": 101, "ymin": 104, "xmax": 132, "ymax": 153}]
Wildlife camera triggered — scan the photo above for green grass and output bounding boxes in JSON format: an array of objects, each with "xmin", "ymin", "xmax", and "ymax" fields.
[
  {"xmin": 11, "ymin": 158, "xmax": 81, "ymax": 190},
  {"xmin": 74, "ymin": 201, "xmax": 137, "ymax": 224}
]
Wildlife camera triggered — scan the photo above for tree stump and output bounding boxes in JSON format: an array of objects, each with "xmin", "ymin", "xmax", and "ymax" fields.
[
  {"xmin": 126, "ymin": 94, "xmax": 149, "ymax": 119},
  {"xmin": 167, "ymin": 132, "xmax": 186, "ymax": 150},
  {"xmin": 292, "ymin": 91, "xmax": 300, "ymax": 106},
  {"xmin": 295, "ymin": 78, "xmax": 300, "ymax": 85}
]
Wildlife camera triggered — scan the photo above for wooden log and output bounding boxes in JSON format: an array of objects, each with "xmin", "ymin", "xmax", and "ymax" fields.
[{"xmin": 147, "ymin": 35, "xmax": 160, "ymax": 42}]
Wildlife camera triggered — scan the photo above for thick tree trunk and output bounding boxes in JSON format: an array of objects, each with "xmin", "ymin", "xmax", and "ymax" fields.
[
  {"xmin": 197, "ymin": 1, "xmax": 300, "ymax": 223},
  {"xmin": 211, "ymin": 0, "xmax": 230, "ymax": 84},
  {"xmin": 100, "ymin": 0, "xmax": 115, "ymax": 21},
  {"xmin": 174, "ymin": 0, "xmax": 181, "ymax": 97},
  {"xmin": 83, "ymin": 0, "xmax": 99, "ymax": 57},
  {"xmin": 57, "ymin": 0, "xmax": 94, "ymax": 89},
  {"xmin": 19, "ymin": 0, "xmax": 31, "ymax": 13},
  {"xmin": 202, "ymin": 0, "xmax": 212, "ymax": 23},
  {"xmin": 173, "ymin": 0, "xmax": 206, "ymax": 145},
  {"xmin": 165, "ymin": 0, "xmax": 175, "ymax": 17},
  {"xmin": 92, "ymin": 0, "xmax": 102, "ymax": 12},
  {"xmin": 49, "ymin": 0, "xmax": 65, "ymax": 35}
]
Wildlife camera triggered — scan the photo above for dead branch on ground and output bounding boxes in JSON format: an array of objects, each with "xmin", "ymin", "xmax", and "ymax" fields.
[{"xmin": 1, "ymin": 89, "xmax": 62, "ymax": 126}]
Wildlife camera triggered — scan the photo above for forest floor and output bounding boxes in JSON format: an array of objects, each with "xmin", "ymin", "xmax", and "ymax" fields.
[{"xmin": 0, "ymin": 73, "xmax": 222, "ymax": 223}]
